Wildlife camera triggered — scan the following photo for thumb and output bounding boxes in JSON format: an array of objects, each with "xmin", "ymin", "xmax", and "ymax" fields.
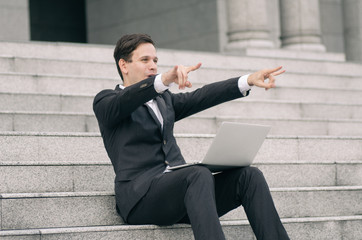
[{"xmin": 171, "ymin": 65, "xmax": 178, "ymax": 74}]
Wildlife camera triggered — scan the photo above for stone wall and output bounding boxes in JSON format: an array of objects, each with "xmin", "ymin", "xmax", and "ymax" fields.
[
  {"xmin": 86, "ymin": 0, "xmax": 221, "ymax": 52},
  {"xmin": 0, "ymin": 0, "xmax": 29, "ymax": 41}
]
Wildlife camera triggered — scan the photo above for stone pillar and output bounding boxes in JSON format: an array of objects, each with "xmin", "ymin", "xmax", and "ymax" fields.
[
  {"xmin": 0, "ymin": 0, "xmax": 30, "ymax": 41},
  {"xmin": 224, "ymin": 0, "xmax": 274, "ymax": 51},
  {"xmin": 279, "ymin": 0, "xmax": 326, "ymax": 51},
  {"xmin": 342, "ymin": 0, "xmax": 362, "ymax": 62}
]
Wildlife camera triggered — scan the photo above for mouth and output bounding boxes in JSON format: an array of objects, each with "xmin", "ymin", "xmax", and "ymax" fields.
[{"xmin": 147, "ymin": 74, "xmax": 155, "ymax": 78}]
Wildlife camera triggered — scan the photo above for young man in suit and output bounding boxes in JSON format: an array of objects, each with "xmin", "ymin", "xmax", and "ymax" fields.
[{"xmin": 93, "ymin": 34, "xmax": 290, "ymax": 240}]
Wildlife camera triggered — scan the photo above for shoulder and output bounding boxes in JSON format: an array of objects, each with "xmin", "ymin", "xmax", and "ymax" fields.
[
  {"xmin": 93, "ymin": 87, "xmax": 120, "ymax": 105},
  {"xmin": 95, "ymin": 86, "xmax": 121, "ymax": 99}
]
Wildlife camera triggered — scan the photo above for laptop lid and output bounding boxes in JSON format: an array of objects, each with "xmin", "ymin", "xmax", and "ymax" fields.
[{"xmin": 200, "ymin": 122, "xmax": 271, "ymax": 169}]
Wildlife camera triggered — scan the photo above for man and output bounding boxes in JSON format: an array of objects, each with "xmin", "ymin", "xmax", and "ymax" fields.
[{"xmin": 93, "ymin": 34, "xmax": 290, "ymax": 240}]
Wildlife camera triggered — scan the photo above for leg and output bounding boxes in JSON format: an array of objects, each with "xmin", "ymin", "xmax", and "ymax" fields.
[
  {"xmin": 127, "ymin": 166, "xmax": 226, "ymax": 240},
  {"xmin": 214, "ymin": 167, "xmax": 290, "ymax": 240}
]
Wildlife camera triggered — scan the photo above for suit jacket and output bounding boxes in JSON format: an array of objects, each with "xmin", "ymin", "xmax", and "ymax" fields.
[{"xmin": 93, "ymin": 76, "xmax": 246, "ymax": 221}]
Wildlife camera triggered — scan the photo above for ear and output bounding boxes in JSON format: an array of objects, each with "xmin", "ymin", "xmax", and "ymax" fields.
[{"xmin": 119, "ymin": 59, "xmax": 128, "ymax": 75}]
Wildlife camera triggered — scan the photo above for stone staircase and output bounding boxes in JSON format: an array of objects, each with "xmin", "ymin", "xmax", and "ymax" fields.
[{"xmin": 0, "ymin": 41, "xmax": 361, "ymax": 240}]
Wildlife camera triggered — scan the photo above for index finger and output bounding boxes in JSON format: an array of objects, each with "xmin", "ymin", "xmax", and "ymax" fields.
[
  {"xmin": 272, "ymin": 69, "xmax": 286, "ymax": 77},
  {"xmin": 186, "ymin": 62, "xmax": 202, "ymax": 73},
  {"xmin": 264, "ymin": 66, "xmax": 283, "ymax": 75}
]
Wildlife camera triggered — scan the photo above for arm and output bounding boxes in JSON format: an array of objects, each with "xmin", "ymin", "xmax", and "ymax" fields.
[
  {"xmin": 172, "ymin": 77, "xmax": 244, "ymax": 121},
  {"xmin": 168, "ymin": 65, "xmax": 285, "ymax": 121},
  {"xmin": 93, "ymin": 77, "xmax": 159, "ymax": 128}
]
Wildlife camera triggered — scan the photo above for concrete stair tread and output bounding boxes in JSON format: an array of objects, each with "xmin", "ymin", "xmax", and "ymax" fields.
[
  {"xmin": 0, "ymin": 43, "xmax": 355, "ymax": 67},
  {"xmin": 3, "ymin": 110, "xmax": 362, "ymax": 135},
  {"xmin": 1, "ymin": 187, "xmax": 361, "ymax": 231},
  {"xmin": 2, "ymin": 160, "xmax": 362, "ymax": 165},
  {"xmin": 239, "ymin": 47, "xmax": 346, "ymax": 62},
  {"xmin": 1, "ymin": 49, "xmax": 362, "ymax": 78},
  {"xmin": 1, "ymin": 215, "xmax": 361, "ymax": 240},
  {"xmin": 3, "ymin": 110, "xmax": 362, "ymax": 121},
  {"xmin": 3, "ymin": 90, "xmax": 362, "ymax": 104},
  {"xmin": 0, "ymin": 41, "xmax": 347, "ymax": 62},
  {"xmin": 2, "ymin": 71, "xmax": 362, "ymax": 96},
  {"xmin": 1, "ymin": 160, "xmax": 361, "ymax": 192},
  {"xmin": 2, "ymin": 92, "xmax": 362, "ymax": 121},
  {"xmin": 3, "ymin": 77, "xmax": 362, "ymax": 104},
  {"xmin": 1, "ymin": 131, "xmax": 361, "ymax": 164}
]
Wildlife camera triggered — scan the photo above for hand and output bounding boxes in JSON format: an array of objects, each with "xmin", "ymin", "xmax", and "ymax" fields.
[
  {"xmin": 162, "ymin": 63, "xmax": 202, "ymax": 89},
  {"xmin": 247, "ymin": 66, "xmax": 285, "ymax": 91}
]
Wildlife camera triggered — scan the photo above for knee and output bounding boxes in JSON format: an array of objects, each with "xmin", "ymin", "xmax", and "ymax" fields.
[
  {"xmin": 186, "ymin": 166, "xmax": 214, "ymax": 185},
  {"xmin": 239, "ymin": 166, "xmax": 267, "ymax": 186}
]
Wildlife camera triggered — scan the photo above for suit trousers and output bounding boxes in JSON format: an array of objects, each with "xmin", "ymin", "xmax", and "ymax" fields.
[{"xmin": 126, "ymin": 166, "xmax": 290, "ymax": 240}]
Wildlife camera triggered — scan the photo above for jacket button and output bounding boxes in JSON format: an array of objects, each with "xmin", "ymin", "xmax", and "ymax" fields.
[
  {"xmin": 165, "ymin": 161, "xmax": 169, "ymax": 165},
  {"xmin": 163, "ymin": 140, "xmax": 167, "ymax": 145}
]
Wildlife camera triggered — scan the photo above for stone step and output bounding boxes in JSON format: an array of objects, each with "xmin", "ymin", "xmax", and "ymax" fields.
[
  {"xmin": 0, "ymin": 216, "xmax": 361, "ymax": 240},
  {"xmin": 0, "ymin": 55, "xmax": 118, "ymax": 78},
  {"xmin": 0, "ymin": 41, "xmax": 347, "ymax": 63},
  {"xmin": 0, "ymin": 187, "xmax": 361, "ymax": 230},
  {"xmin": 0, "ymin": 111, "xmax": 98, "ymax": 133},
  {"xmin": 240, "ymin": 47, "xmax": 346, "ymax": 62},
  {"xmin": 171, "ymin": 84, "xmax": 362, "ymax": 104},
  {"xmin": 0, "ymin": 132, "xmax": 361, "ymax": 164},
  {"xmin": 1, "ymin": 49, "xmax": 362, "ymax": 79},
  {"xmin": 0, "ymin": 161, "xmax": 360, "ymax": 194},
  {"xmin": 0, "ymin": 41, "xmax": 114, "ymax": 62},
  {"xmin": 2, "ymin": 111, "xmax": 362, "ymax": 136},
  {"xmin": 177, "ymin": 116, "xmax": 362, "ymax": 136},
  {"xmin": 1, "ymin": 92, "xmax": 362, "ymax": 120},
  {"xmin": 1, "ymin": 71, "xmax": 362, "ymax": 96},
  {"xmin": 0, "ymin": 72, "xmax": 117, "ymax": 95}
]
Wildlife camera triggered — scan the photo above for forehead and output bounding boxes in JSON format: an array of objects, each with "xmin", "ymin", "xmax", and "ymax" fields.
[{"xmin": 132, "ymin": 43, "xmax": 157, "ymax": 58}]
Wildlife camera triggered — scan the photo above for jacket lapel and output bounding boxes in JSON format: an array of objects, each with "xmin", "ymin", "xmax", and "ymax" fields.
[
  {"xmin": 144, "ymin": 104, "xmax": 162, "ymax": 132},
  {"xmin": 155, "ymin": 95, "xmax": 167, "ymax": 124}
]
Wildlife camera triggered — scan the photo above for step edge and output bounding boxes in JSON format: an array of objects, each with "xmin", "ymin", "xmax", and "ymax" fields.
[
  {"xmin": 2, "ymin": 160, "xmax": 361, "ymax": 166},
  {"xmin": 1, "ymin": 215, "xmax": 361, "ymax": 236},
  {"xmin": 3, "ymin": 111, "xmax": 362, "ymax": 124},
  {"xmin": 2, "ymin": 91, "xmax": 362, "ymax": 106},
  {"xmin": 2, "ymin": 186, "xmax": 361, "ymax": 199},
  {"xmin": 1, "ymin": 54, "xmax": 362, "ymax": 76},
  {"xmin": 1, "ymin": 131, "xmax": 362, "ymax": 140}
]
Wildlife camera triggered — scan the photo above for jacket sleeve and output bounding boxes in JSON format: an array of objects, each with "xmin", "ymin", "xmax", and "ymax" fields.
[
  {"xmin": 93, "ymin": 77, "xmax": 159, "ymax": 128},
  {"xmin": 171, "ymin": 77, "xmax": 248, "ymax": 121}
]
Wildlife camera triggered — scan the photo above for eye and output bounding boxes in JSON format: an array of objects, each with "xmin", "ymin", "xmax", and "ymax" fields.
[{"xmin": 153, "ymin": 58, "xmax": 158, "ymax": 63}]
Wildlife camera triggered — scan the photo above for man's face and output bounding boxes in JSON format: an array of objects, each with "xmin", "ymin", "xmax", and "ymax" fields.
[{"xmin": 121, "ymin": 43, "xmax": 158, "ymax": 86}]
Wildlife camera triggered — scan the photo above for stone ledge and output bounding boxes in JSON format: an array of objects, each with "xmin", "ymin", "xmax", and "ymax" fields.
[
  {"xmin": 0, "ymin": 216, "xmax": 361, "ymax": 239},
  {"xmin": 2, "ymin": 185, "xmax": 361, "ymax": 199}
]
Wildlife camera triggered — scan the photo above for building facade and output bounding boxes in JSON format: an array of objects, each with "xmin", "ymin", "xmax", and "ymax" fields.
[{"xmin": 1, "ymin": 0, "xmax": 362, "ymax": 62}]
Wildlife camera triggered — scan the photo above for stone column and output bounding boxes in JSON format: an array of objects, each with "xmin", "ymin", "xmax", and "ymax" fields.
[
  {"xmin": 342, "ymin": 0, "xmax": 362, "ymax": 62},
  {"xmin": 224, "ymin": 0, "xmax": 274, "ymax": 51},
  {"xmin": 279, "ymin": 0, "xmax": 326, "ymax": 51},
  {"xmin": 0, "ymin": 0, "xmax": 30, "ymax": 41}
]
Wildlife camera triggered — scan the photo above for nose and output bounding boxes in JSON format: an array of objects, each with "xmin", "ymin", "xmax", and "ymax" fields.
[{"xmin": 149, "ymin": 60, "xmax": 157, "ymax": 71}]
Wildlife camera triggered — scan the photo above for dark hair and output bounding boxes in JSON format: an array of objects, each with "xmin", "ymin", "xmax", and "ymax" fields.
[{"xmin": 113, "ymin": 34, "xmax": 154, "ymax": 80}]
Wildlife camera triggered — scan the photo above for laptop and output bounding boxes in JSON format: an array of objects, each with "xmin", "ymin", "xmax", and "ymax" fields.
[{"xmin": 167, "ymin": 122, "xmax": 271, "ymax": 172}]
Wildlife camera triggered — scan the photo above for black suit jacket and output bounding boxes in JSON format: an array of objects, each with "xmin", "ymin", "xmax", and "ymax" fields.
[{"xmin": 93, "ymin": 76, "xmax": 246, "ymax": 221}]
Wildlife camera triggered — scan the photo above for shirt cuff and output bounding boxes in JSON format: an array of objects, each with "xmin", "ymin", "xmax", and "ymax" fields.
[
  {"xmin": 238, "ymin": 74, "xmax": 252, "ymax": 96},
  {"xmin": 154, "ymin": 74, "xmax": 174, "ymax": 93}
]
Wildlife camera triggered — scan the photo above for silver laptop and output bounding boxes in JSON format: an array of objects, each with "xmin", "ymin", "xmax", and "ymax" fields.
[{"xmin": 168, "ymin": 122, "xmax": 271, "ymax": 172}]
